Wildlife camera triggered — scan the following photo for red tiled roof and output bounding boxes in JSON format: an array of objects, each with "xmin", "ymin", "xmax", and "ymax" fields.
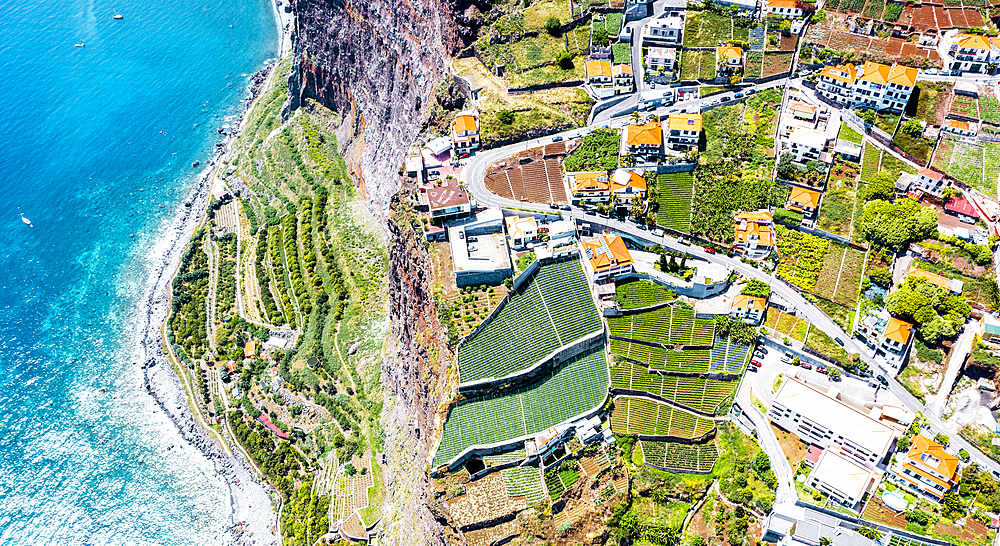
[
  {"xmin": 946, "ymin": 196, "xmax": 978, "ymax": 218},
  {"xmin": 258, "ymin": 414, "xmax": 290, "ymax": 439}
]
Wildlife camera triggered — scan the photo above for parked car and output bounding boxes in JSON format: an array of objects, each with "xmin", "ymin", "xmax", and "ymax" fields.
[
  {"xmin": 468, "ymin": 246, "xmax": 478, "ymax": 252},
  {"xmin": 877, "ymin": 375, "xmax": 889, "ymax": 387},
  {"xmin": 734, "ymin": 92, "xmax": 744, "ymax": 98},
  {"xmin": 704, "ymin": 246, "xmax": 716, "ymax": 254},
  {"xmin": 552, "ymin": 136, "xmax": 564, "ymax": 142},
  {"xmin": 549, "ymin": 203, "xmax": 559, "ymax": 209},
  {"xmin": 745, "ymin": 88, "xmax": 756, "ymax": 95},
  {"xmin": 747, "ymin": 365, "xmax": 758, "ymax": 372},
  {"xmin": 677, "ymin": 237, "xmax": 690, "ymax": 245},
  {"xmin": 467, "ymin": 236, "xmax": 478, "ymax": 243},
  {"xmin": 801, "ymin": 363, "xmax": 812, "ymax": 370},
  {"xmin": 751, "ymin": 359, "xmax": 763, "ymax": 368},
  {"xmin": 834, "ymin": 337, "xmax": 845, "ymax": 347},
  {"xmin": 781, "ymin": 351, "xmax": 793, "ymax": 363},
  {"xmin": 561, "ymin": 204, "xmax": 571, "ymax": 211}
]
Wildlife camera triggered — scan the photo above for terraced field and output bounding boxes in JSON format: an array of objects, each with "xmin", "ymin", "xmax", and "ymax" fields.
[
  {"xmin": 610, "ymin": 397, "xmax": 717, "ymax": 438},
  {"xmin": 607, "ymin": 305, "xmax": 715, "ymax": 346},
  {"xmin": 656, "ymin": 172, "xmax": 695, "ymax": 233},
  {"xmin": 616, "ymin": 279, "xmax": 677, "ymax": 309},
  {"xmin": 610, "ymin": 338, "xmax": 711, "ymax": 373},
  {"xmin": 610, "ymin": 360, "xmax": 738, "ymax": 414},
  {"xmin": 640, "ymin": 440, "xmax": 719, "ymax": 472}
]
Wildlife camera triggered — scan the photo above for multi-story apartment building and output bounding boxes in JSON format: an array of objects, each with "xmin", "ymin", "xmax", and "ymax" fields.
[
  {"xmin": 451, "ymin": 112, "xmax": 480, "ymax": 154},
  {"xmin": 888, "ymin": 434, "xmax": 959, "ymax": 502},
  {"xmin": 582, "ymin": 233, "xmax": 634, "ymax": 281},
  {"xmin": 622, "ymin": 121, "xmax": 664, "ymax": 157},
  {"xmin": 763, "ymin": 0, "xmax": 804, "ymax": 17},
  {"xmin": 767, "ymin": 376, "xmax": 896, "ymax": 470},
  {"xmin": 948, "ymin": 34, "xmax": 1000, "ymax": 73},
  {"xmin": 567, "ymin": 171, "xmax": 611, "ymax": 205},
  {"xmin": 665, "ymin": 113, "xmax": 702, "ymax": 150},
  {"xmin": 815, "ymin": 62, "xmax": 916, "ymax": 112}
]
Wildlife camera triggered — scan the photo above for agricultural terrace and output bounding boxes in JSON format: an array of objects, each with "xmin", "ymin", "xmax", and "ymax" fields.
[
  {"xmin": 764, "ymin": 308, "xmax": 808, "ymax": 342},
  {"xmin": 679, "ymin": 49, "xmax": 717, "ymax": 80},
  {"xmin": 502, "ymin": 464, "xmax": 547, "ymax": 503},
  {"xmin": 607, "ymin": 305, "xmax": 715, "ymax": 346},
  {"xmin": 932, "ymin": 137, "xmax": 1000, "ymax": 195},
  {"xmin": 690, "ymin": 96, "xmax": 786, "ymax": 242},
  {"xmin": 544, "ymin": 461, "xmax": 581, "ymax": 500},
  {"xmin": 611, "ymin": 396, "xmax": 717, "ymax": 438},
  {"xmin": 447, "ymin": 472, "xmax": 528, "ymax": 527},
  {"xmin": 910, "ymin": 82, "xmax": 952, "ymax": 125},
  {"xmin": 640, "ymin": 440, "xmax": 719, "ymax": 473},
  {"xmin": 434, "ymin": 346, "xmax": 609, "ymax": 466},
  {"xmin": 709, "ymin": 334, "xmax": 751, "ymax": 374},
  {"xmin": 611, "ymin": 339, "xmax": 712, "ymax": 372},
  {"xmin": 611, "ymin": 360, "xmax": 739, "ymax": 415},
  {"xmin": 775, "ymin": 226, "xmax": 866, "ymax": 307},
  {"xmin": 655, "ymin": 171, "xmax": 694, "ymax": 233},
  {"xmin": 616, "ymin": 279, "xmax": 677, "ymax": 310},
  {"xmin": 457, "ymin": 257, "xmax": 602, "ymax": 384},
  {"xmin": 683, "ymin": 8, "xmax": 750, "ymax": 47},
  {"xmin": 452, "ymin": 57, "xmax": 592, "ymax": 144}
]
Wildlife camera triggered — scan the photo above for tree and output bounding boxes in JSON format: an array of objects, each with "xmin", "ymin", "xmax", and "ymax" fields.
[
  {"xmin": 857, "ymin": 198, "xmax": 938, "ymax": 250},
  {"xmin": 544, "ymin": 16, "xmax": 562, "ymax": 36},
  {"xmin": 593, "ymin": 28, "xmax": 610, "ymax": 47},
  {"xmin": 864, "ymin": 172, "xmax": 897, "ymax": 201},
  {"xmin": 856, "ymin": 109, "xmax": 876, "ymax": 124},
  {"xmin": 631, "ymin": 111, "xmax": 642, "ymax": 122},
  {"xmin": 857, "ymin": 527, "xmax": 882, "ymax": 541},
  {"xmin": 776, "ymin": 152, "xmax": 797, "ymax": 179},
  {"xmin": 959, "ymin": 448, "xmax": 970, "ymax": 461},
  {"xmin": 774, "ymin": 207, "xmax": 803, "ymax": 225},
  {"xmin": 867, "ymin": 266, "xmax": 893, "ymax": 287},
  {"xmin": 497, "ymin": 109, "xmax": 515, "ymax": 125},
  {"xmin": 827, "ymin": 367, "xmax": 841, "ymax": 381},
  {"xmin": 942, "ymin": 492, "xmax": 965, "ymax": 519},
  {"xmin": 555, "ymin": 50, "xmax": 574, "ymax": 69},
  {"xmin": 901, "ymin": 119, "xmax": 923, "ymax": 136},
  {"xmin": 820, "ymin": 538, "xmax": 832, "ymax": 546},
  {"xmin": 659, "ymin": 253, "xmax": 669, "ymax": 272},
  {"xmin": 896, "ymin": 436, "xmax": 912, "ymax": 452},
  {"xmin": 742, "ymin": 278, "xmax": 771, "ymax": 298},
  {"xmin": 811, "ymin": 10, "xmax": 827, "ymax": 23},
  {"xmin": 934, "ymin": 433, "xmax": 950, "ymax": 446}
]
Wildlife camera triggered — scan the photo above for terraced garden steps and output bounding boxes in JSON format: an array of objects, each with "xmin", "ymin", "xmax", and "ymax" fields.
[
  {"xmin": 610, "ymin": 360, "xmax": 738, "ymax": 415},
  {"xmin": 457, "ymin": 258, "xmax": 603, "ymax": 384},
  {"xmin": 607, "ymin": 305, "xmax": 715, "ymax": 347},
  {"xmin": 640, "ymin": 440, "xmax": 719, "ymax": 473},
  {"xmin": 610, "ymin": 396, "xmax": 717, "ymax": 439},
  {"xmin": 708, "ymin": 334, "xmax": 750, "ymax": 374},
  {"xmin": 434, "ymin": 346, "xmax": 609, "ymax": 467}
]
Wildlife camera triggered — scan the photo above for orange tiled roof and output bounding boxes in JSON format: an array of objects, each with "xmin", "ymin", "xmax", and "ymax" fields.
[
  {"xmin": 717, "ymin": 44, "xmax": 743, "ymax": 60},
  {"xmin": 626, "ymin": 121, "xmax": 663, "ymax": 146},
  {"xmin": 734, "ymin": 211, "xmax": 774, "ymax": 247},
  {"xmin": 788, "ymin": 186, "xmax": 821, "ymax": 210},
  {"xmin": 887, "ymin": 64, "xmax": 918, "ymax": 87},
  {"xmin": 734, "ymin": 293, "xmax": 767, "ymax": 311},
  {"xmin": 884, "ymin": 317, "xmax": 914, "ymax": 344},
  {"xmin": 819, "ymin": 63, "xmax": 856, "ymax": 85},
  {"xmin": 918, "ymin": 168, "xmax": 944, "ymax": 180},
  {"xmin": 613, "ymin": 63, "xmax": 633, "ymax": 76},
  {"xmin": 957, "ymin": 34, "xmax": 992, "ymax": 50},
  {"xmin": 570, "ymin": 171, "xmax": 610, "ymax": 193},
  {"xmin": 906, "ymin": 266, "xmax": 952, "ymax": 292},
  {"xmin": 947, "ymin": 119, "xmax": 970, "ymax": 131},
  {"xmin": 907, "ymin": 434, "xmax": 960, "ymax": 482},
  {"xmin": 667, "ymin": 113, "xmax": 703, "ymax": 132},
  {"xmin": 505, "ymin": 216, "xmax": 537, "ymax": 239},
  {"xmin": 583, "ymin": 234, "xmax": 633, "ymax": 272},
  {"xmin": 611, "ymin": 170, "xmax": 647, "ymax": 196},
  {"xmin": 768, "ymin": 0, "xmax": 800, "ymax": 8},
  {"xmin": 452, "ymin": 114, "xmax": 477, "ymax": 134},
  {"xmin": 790, "ymin": 103, "xmax": 817, "ymax": 114},
  {"xmin": 585, "ymin": 59, "xmax": 612, "ymax": 79},
  {"xmin": 857, "ymin": 61, "xmax": 892, "ymax": 85}
]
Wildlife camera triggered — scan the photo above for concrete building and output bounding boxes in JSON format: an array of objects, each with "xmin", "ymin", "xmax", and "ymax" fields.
[
  {"xmin": 888, "ymin": 434, "xmax": 959, "ymax": 502},
  {"xmin": 767, "ymin": 375, "xmax": 896, "ymax": 469},
  {"xmin": 778, "ymin": 98, "xmax": 835, "ymax": 167},
  {"xmin": 914, "ymin": 168, "xmax": 947, "ymax": 197},
  {"xmin": 716, "ymin": 44, "xmax": 744, "ymax": 76},
  {"xmin": 854, "ymin": 308, "xmax": 914, "ymax": 373},
  {"xmin": 948, "ymin": 34, "xmax": 1000, "ymax": 74},
  {"xmin": 611, "ymin": 169, "xmax": 648, "ymax": 203},
  {"xmin": 730, "ymin": 293, "xmax": 766, "ymax": 325},
  {"xmin": 646, "ymin": 47, "xmax": 677, "ymax": 72},
  {"xmin": 945, "ymin": 196, "xmax": 980, "ymax": 224},
  {"xmin": 942, "ymin": 119, "xmax": 977, "ymax": 137},
  {"xmin": 807, "ymin": 449, "xmax": 881, "ymax": 509},
  {"xmin": 787, "ymin": 186, "xmax": 822, "ymax": 216},
  {"xmin": 764, "ymin": 0, "xmax": 804, "ymax": 17},
  {"xmin": 582, "ymin": 233, "xmax": 634, "ymax": 281},
  {"xmin": 426, "ymin": 182, "xmax": 472, "ymax": 221},
  {"xmin": 733, "ymin": 210, "xmax": 775, "ymax": 259},
  {"xmin": 567, "ymin": 171, "xmax": 611, "ymax": 205},
  {"xmin": 613, "ymin": 64, "xmax": 635, "ymax": 95},
  {"xmin": 448, "ymin": 208, "xmax": 512, "ymax": 287},
  {"xmin": 451, "ymin": 112, "xmax": 480, "ymax": 154},
  {"xmin": 815, "ymin": 62, "xmax": 916, "ymax": 112},
  {"xmin": 665, "ymin": 113, "xmax": 702, "ymax": 150},
  {"xmin": 622, "ymin": 121, "xmax": 664, "ymax": 157},
  {"xmin": 982, "ymin": 314, "xmax": 1000, "ymax": 348},
  {"xmin": 640, "ymin": 12, "xmax": 684, "ymax": 45},
  {"xmin": 505, "ymin": 216, "xmax": 538, "ymax": 249}
]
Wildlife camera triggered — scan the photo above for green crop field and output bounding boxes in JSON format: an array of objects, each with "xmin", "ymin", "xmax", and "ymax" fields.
[
  {"xmin": 610, "ymin": 396, "xmax": 717, "ymax": 438},
  {"xmin": 641, "ymin": 440, "xmax": 719, "ymax": 472},
  {"xmin": 611, "ymin": 360, "xmax": 738, "ymax": 414},
  {"xmin": 616, "ymin": 279, "xmax": 677, "ymax": 309},
  {"xmin": 656, "ymin": 172, "xmax": 695, "ymax": 232}
]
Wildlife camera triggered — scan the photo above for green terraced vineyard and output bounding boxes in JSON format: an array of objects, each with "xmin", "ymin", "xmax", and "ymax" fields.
[
  {"xmin": 708, "ymin": 334, "xmax": 750, "ymax": 374},
  {"xmin": 610, "ymin": 360, "xmax": 738, "ymax": 414},
  {"xmin": 616, "ymin": 279, "xmax": 677, "ymax": 309},
  {"xmin": 610, "ymin": 397, "xmax": 716, "ymax": 438},
  {"xmin": 434, "ymin": 346, "xmax": 609, "ymax": 466},
  {"xmin": 458, "ymin": 258, "xmax": 602, "ymax": 383},
  {"xmin": 607, "ymin": 306, "xmax": 715, "ymax": 346},
  {"xmin": 502, "ymin": 465, "xmax": 546, "ymax": 503},
  {"xmin": 656, "ymin": 172, "xmax": 695, "ymax": 233},
  {"xmin": 610, "ymin": 338, "xmax": 711, "ymax": 373},
  {"xmin": 640, "ymin": 440, "xmax": 719, "ymax": 472}
]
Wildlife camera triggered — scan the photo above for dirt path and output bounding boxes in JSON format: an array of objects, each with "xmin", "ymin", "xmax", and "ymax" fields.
[{"xmin": 206, "ymin": 237, "xmax": 220, "ymax": 350}]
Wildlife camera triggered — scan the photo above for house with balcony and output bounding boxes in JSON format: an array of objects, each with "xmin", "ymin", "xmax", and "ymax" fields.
[
  {"xmin": 855, "ymin": 308, "xmax": 915, "ymax": 372},
  {"xmin": 815, "ymin": 62, "xmax": 916, "ymax": 112},
  {"xmin": 730, "ymin": 293, "xmax": 766, "ymax": 325},
  {"xmin": 504, "ymin": 215, "xmax": 538, "ymax": 249},
  {"xmin": 640, "ymin": 12, "xmax": 684, "ymax": 46},
  {"xmin": 948, "ymin": 34, "xmax": 998, "ymax": 74},
  {"xmin": 585, "ymin": 59, "xmax": 613, "ymax": 87},
  {"xmin": 451, "ymin": 112, "xmax": 480, "ymax": 154},
  {"xmin": 733, "ymin": 210, "xmax": 774, "ymax": 259},
  {"xmin": 888, "ymin": 434, "xmax": 959, "ymax": 502},
  {"xmin": 914, "ymin": 168, "xmax": 946, "ymax": 197},
  {"xmin": 665, "ymin": 113, "xmax": 702, "ymax": 150},
  {"xmin": 622, "ymin": 121, "xmax": 664, "ymax": 158},
  {"xmin": 613, "ymin": 64, "xmax": 635, "ymax": 94},
  {"xmin": 816, "ymin": 63, "xmax": 857, "ymax": 104},
  {"xmin": 716, "ymin": 44, "xmax": 744, "ymax": 76},
  {"xmin": 763, "ymin": 0, "xmax": 805, "ymax": 17},
  {"xmin": 778, "ymin": 98, "xmax": 834, "ymax": 166},
  {"xmin": 787, "ymin": 186, "xmax": 822, "ymax": 216},
  {"xmin": 582, "ymin": 233, "xmax": 634, "ymax": 281},
  {"xmin": 567, "ymin": 171, "xmax": 611, "ymax": 205},
  {"xmin": 611, "ymin": 169, "xmax": 647, "ymax": 203},
  {"xmin": 426, "ymin": 182, "xmax": 471, "ymax": 221},
  {"xmin": 646, "ymin": 47, "xmax": 677, "ymax": 72}
]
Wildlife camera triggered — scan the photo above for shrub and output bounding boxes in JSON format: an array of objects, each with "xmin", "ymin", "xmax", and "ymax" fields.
[
  {"xmin": 555, "ymin": 50, "xmax": 574, "ymax": 69},
  {"xmin": 544, "ymin": 16, "xmax": 561, "ymax": 36},
  {"xmin": 497, "ymin": 109, "xmax": 515, "ymax": 125}
]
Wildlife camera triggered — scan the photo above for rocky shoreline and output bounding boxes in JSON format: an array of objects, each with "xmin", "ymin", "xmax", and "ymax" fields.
[{"xmin": 132, "ymin": 58, "xmax": 282, "ymax": 546}]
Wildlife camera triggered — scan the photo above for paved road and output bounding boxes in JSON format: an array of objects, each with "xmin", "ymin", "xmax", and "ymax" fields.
[
  {"xmin": 736, "ymin": 388, "xmax": 797, "ymax": 504},
  {"xmin": 927, "ymin": 319, "xmax": 978, "ymax": 417}
]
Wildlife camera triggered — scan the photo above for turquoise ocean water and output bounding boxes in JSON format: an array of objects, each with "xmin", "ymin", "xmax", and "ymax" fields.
[{"xmin": 0, "ymin": 0, "xmax": 277, "ymax": 543}]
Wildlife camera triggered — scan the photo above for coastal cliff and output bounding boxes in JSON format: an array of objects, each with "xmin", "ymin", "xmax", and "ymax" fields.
[{"xmin": 288, "ymin": 0, "xmax": 486, "ymax": 213}]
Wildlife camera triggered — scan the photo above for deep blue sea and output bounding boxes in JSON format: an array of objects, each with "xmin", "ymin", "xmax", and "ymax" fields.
[{"xmin": 0, "ymin": 0, "xmax": 277, "ymax": 543}]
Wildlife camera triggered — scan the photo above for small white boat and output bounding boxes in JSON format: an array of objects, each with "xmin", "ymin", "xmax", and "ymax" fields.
[
  {"xmin": 75, "ymin": 43, "xmax": 85, "ymax": 47},
  {"xmin": 113, "ymin": 14, "xmax": 124, "ymax": 19},
  {"xmin": 21, "ymin": 215, "xmax": 33, "ymax": 228}
]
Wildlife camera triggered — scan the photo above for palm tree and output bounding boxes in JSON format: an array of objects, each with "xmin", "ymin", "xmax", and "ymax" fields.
[{"xmin": 630, "ymin": 111, "xmax": 642, "ymax": 122}]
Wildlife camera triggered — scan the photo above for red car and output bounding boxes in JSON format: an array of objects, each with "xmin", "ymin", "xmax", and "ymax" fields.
[
  {"xmin": 704, "ymin": 247, "xmax": 716, "ymax": 254},
  {"xmin": 817, "ymin": 367, "xmax": 828, "ymax": 374},
  {"xmin": 801, "ymin": 363, "xmax": 812, "ymax": 370},
  {"xmin": 751, "ymin": 359, "xmax": 763, "ymax": 367}
]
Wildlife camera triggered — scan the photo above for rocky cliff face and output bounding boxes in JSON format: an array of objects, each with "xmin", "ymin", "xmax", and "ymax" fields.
[{"xmin": 288, "ymin": 0, "xmax": 487, "ymax": 215}]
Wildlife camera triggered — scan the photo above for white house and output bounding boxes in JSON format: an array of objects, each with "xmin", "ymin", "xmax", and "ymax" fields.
[
  {"xmin": 585, "ymin": 59, "xmax": 613, "ymax": 87},
  {"xmin": 948, "ymin": 34, "xmax": 1000, "ymax": 74},
  {"xmin": 854, "ymin": 308, "xmax": 915, "ymax": 373},
  {"xmin": 665, "ymin": 113, "xmax": 702, "ymax": 150},
  {"xmin": 730, "ymin": 293, "xmax": 766, "ymax": 325},
  {"xmin": 504, "ymin": 215, "xmax": 538, "ymax": 249},
  {"xmin": 640, "ymin": 12, "xmax": 684, "ymax": 45},
  {"xmin": 807, "ymin": 449, "xmax": 881, "ymax": 509},
  {"xmin": 567, "ymin": 171, "xmax": 611, "ymax": 205},
  {"xmin": 716, "ymin": 44, "xmax": 744, "ymax": 76},
  {"xmin": 887, "ymin": 434, "xmax": 959, "ymax": 502},
  {"xmin": 763, "ymin": 0, "xmax": 805, "ymax": 17},
  {"xmin": 646, "ymin": 47, "xmax": 677, "ymax": 72},
  {"xmin": 816, "ymin": 61, "xmax": 917, "ymax": 112},
  {"xmin": 427, "ymin": 182, "xmax": 471, "ymax": 221},
  {"xmin": 613, "ymin": 64, "xmax": 635, "ymax": 95},
  {"xmin": 582, "ymin": 233, "xmax": 634, "ymax": 281},
  {"xmin": 914, "ymin": 168, "xmax": 947, "ymax": 197},
  {"xmin": 733, "ymin": 210, "xmax": 774, "ymax": 259},
  {"xmin": 451, "ymin": 112, "xmax": 480, "ymax": 154},
  {"xmin": 611, "ymin": 169, "xmax": 648, "ymax": 202}
]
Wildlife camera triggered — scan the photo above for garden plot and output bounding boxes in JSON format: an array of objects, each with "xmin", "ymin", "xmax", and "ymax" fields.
[
  {"xmin": 979, "ymin": 86, "xmax": 1000, "ymax": 124},
  {"xmin": 816, "ymin": 188, "xmax": 857, "ymax": 239},
  {"xmin": 610, "ymin": 361, "xmax": 739, "ymax": 415},
  {"xmin": 932, "ymin": 135, "xmax": 957, "ymax": 174},
  {"xmin": 683, "ymin": 9, "xmax": 738, "ymax": 47},
  {"xmin": 680, "ymin": 49, "xmax": 717, "ymax": 80},
  {"xmin": 447, "ymin": 473, "xmax": 528, "ymax": 528},
  {"xmin": 641, "ymin": 440, "xmax": 719, "ymax": 473},
  {"xmin": 946, "ymin": 140, "xmax": 989, "ymax": 194},
  {"xmin": 860, "ymin": 142, "xmax": 881, "ymax": 182},
  {"xmin": 744, "ymin": 51, "xmax": 764, "ymax": 79},
  {"xmin": 948, "ymin": 93, "xmax": 979, "ymax": 119},
  {"xmin": 814, "ymin": 244, "xmax": 866, "ymax": 308},
  {"xmin": 762, "ymin": 52, "xmax": 793, "ymax": 77},
  {"xmin": 616, "ymin": 279, "xmax": 677, "ymax": 310},
  {"xmin": 612, "ymin": 42, "xmax": 630, "ymax": 64},
  {"xmin": 610, "ymin": 396, "xmax": 717, "ymax": 438},
  {"xmin": 912, "ymin": 82, "xmax": 953, "ymax": 125},
  {"xmin": 775, "ymin": 226, "xmax": 830, "ymax": 292},
  {"xmin": 764, "ymin": 308, "xmax": 809, "ymax": 342},
  {"xmin": 656, "ymin": 171, "xmax": 695, "ymax": 232},
  {"xmin": 985, "ymin": 142, "xmax": 1000, "ymax": 196}
]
